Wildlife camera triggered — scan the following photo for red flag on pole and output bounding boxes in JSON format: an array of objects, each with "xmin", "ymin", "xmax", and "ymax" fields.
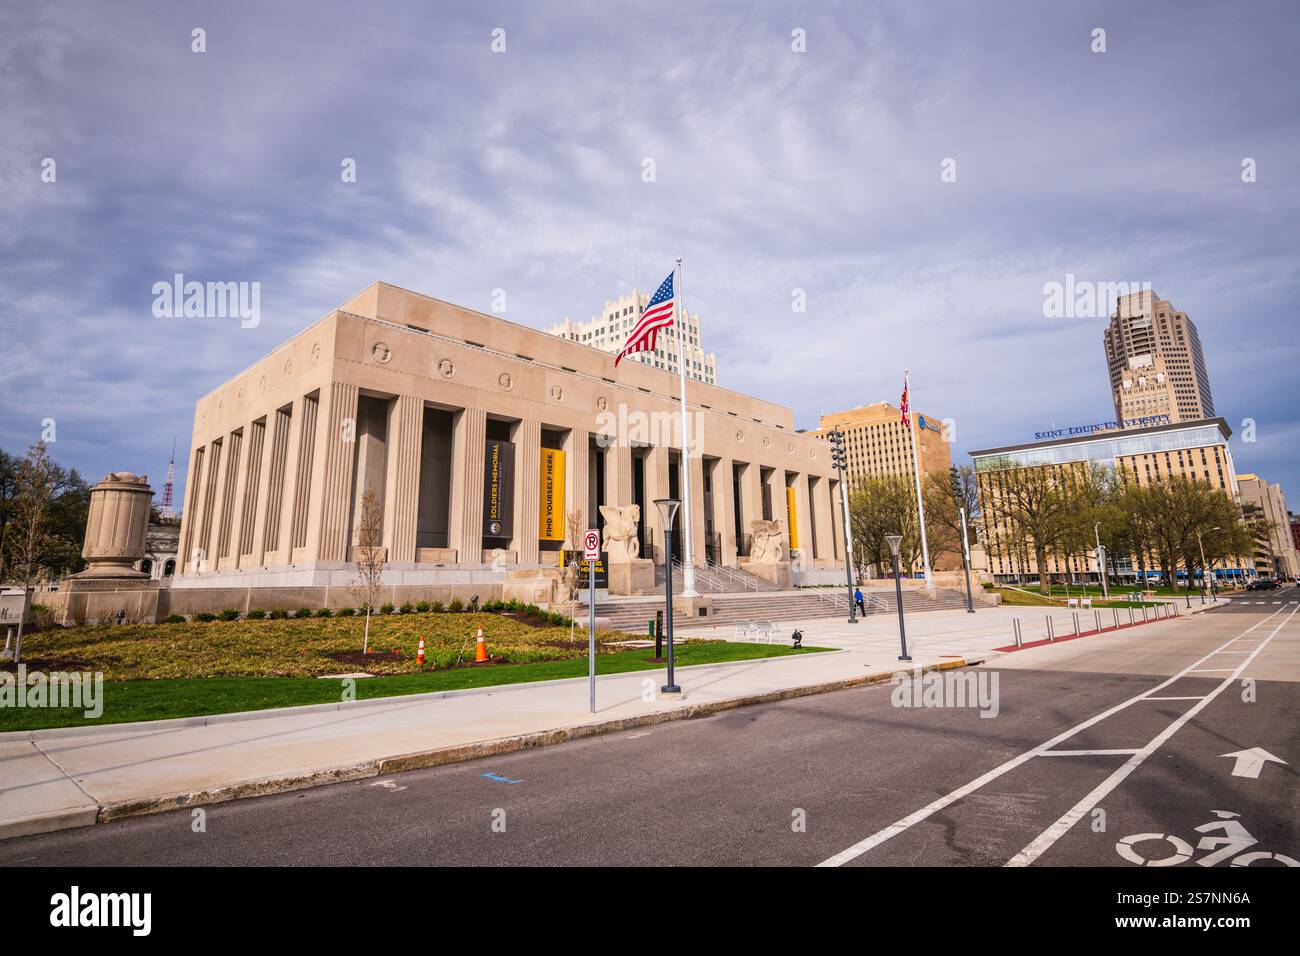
[{"xmin": 899, "ymin": 370, "xmax": 910, "ymax": 424}]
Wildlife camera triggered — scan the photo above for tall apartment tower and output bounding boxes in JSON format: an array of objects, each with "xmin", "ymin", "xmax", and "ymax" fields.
[
  {"xmin": 547, "ymin": 288, "xmax": 718, "ymax": 385},
  {"xmin": 1103, "ymin": 289, "xmax": 1214, "ymax": 425}
]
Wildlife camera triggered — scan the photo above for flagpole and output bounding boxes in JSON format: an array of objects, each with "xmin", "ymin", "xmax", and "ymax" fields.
[
  {"xmin": 906, "ymin": 369, "xmax": 934, "ymax": 587},
  {"xmin": 674, "ymin": 257, "xmax": 699, "ymax": 597}
]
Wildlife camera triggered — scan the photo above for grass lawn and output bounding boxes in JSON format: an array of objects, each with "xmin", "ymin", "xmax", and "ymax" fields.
[
  {"xmin": 991, "ymin": 587, "xmax": 1153, "ymax": 609},
  {"xmin": 0, "ymin": 640, "xmax": 828, "ymax": 732},
  {"xmin": 2, "ymin": 610, "xmax": 637, "ymax": 681}
]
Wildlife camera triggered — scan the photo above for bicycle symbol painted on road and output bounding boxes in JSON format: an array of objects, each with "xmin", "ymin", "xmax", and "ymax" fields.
[{"xmin": 1116, "ymin": 810, "xmax": 1298, "ymax": 867}]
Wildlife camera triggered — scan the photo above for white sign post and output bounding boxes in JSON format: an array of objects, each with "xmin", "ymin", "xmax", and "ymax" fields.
[{"xmin": 584, "ymin": 529, "xmax": 600, "ymax": 713}]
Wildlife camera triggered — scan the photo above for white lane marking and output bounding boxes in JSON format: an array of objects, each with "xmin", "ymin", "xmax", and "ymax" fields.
[
  {"xmin": 816, "ymin": 606, "xmax": 1289, "ymax": 868},
  {"xmin": 1142, "ymin": 696, "xmax": 1207, "ymax": 701},
  {"xmin": 1041, "ymin": 749, "xmax": 1140, "ymax": 757},
  {"xmin": 1189, "ymin": 668, "xmax": 1236, "ymax": 673},
  {"xmin": 1005, "ymin": 604, "xmax": 1298, "ymax": 867}
]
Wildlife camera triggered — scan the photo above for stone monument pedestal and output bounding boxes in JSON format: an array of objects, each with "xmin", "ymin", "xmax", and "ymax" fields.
[
  {"xmin": 607, "ymin": 558, "xmax": 655, "ymax": 596},
  {"xmin": 739, "ymin": 560, "xmax": 792, "ymax": 589}
]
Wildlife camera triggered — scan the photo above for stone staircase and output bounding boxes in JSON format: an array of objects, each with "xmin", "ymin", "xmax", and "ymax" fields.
[
  {"xmin": 583, "ymin": 585, "xmax": 973, "ymax": 633},
  {"xmin": 654, "ymin": 561, "xmax": 781, "ymax": 594}
]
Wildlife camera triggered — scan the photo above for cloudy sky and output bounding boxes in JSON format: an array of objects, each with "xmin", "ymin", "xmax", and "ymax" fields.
[{"xmin": 2, "ymin": 0, "xmax": 1298, "ymax": 508}]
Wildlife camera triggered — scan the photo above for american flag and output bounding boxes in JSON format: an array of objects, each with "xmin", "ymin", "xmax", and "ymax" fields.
[
  {"xmin": 899, "ymin": 370, "xmax": 910, "ymax": 425},
  {"xmin": 614, "ymin": 270, "xmax": 675, "ymax": 367}
]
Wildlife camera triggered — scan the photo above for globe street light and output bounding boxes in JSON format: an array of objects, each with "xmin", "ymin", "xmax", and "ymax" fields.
[
  {"xmin": 654, "ymin": 498, "xmax": 683, "ymax": 695},
  {"xmin": 886, "ymin": 534, "xmax": 911, "ymax": 662}
]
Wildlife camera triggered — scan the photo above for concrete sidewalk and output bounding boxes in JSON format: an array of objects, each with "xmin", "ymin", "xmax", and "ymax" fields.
[{"xmin": 0, "ymin": 604, "xmax": 1184, "ymax": 839}]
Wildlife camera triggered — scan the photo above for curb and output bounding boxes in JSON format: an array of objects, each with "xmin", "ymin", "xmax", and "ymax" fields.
[
  {"xmin": 0, "ymin": 647, "xmax": 848, "ymax": 743},
  {"xmin": 4, "ymin": 656, "xmax": 977, "ymax": 838}
]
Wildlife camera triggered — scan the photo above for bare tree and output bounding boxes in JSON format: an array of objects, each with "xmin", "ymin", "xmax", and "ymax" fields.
[
  {"xmin": 352, "ymin": 488, "xmax": 384, "ymax": 655},
  {"xmin": 9, "ymin": 442, "xmax": 57, "ymax": 662}
]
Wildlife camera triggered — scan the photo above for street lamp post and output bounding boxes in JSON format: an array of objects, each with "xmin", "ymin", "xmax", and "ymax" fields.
[
  {"xmin": 1198, "ymin": 526, "xmax": 1220, "ymax": 602},
  {"xmin": 1094, "ymin": 522, "xmax": 1109, "ymax": 600},
  {"xmin": 654, "ymin": 498, "xmax": 682, "ymax": 695},
  {"xmin": 950, "ymin": 467, "xmax": 974, "ymax": 614},
  {"xmin": 886, "ymin": 534, "xmax": 911, "ymax": 661},
  {"xmin": 829, "ymin": 429, "xmax": 857, "ymax": 623}
]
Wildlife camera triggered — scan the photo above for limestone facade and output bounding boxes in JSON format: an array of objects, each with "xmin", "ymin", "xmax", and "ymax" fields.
[{"xmin": 175, "ymin": 282, "xmax": 845, "ymax": 590}]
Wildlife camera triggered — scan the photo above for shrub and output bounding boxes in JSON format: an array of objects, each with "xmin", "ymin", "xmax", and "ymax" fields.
[
  {"xmin": 315, "ymin": 607, "xmax": 333, "ymax": 618},
  {"xmin": 415, "ymin": 600, "xmax": 430, "ymax": 613},
  {"xmin": 399, "ymin": 602, "xmax": 414, "ymax": 615},
  {"xmin": 380, "ymin": 602, "xmax": 395, "ymax": 615},
  {"xmin": 431, "ymin": 600, "xmax": 445, "ymax": 613},
  {"xmin": 30, "ymin": 604, "xmax": 57, "ymax": 629},
  {"xmin": 448, "ymin": 598, "xmax": 464, "ymax": 613},
  {"xmin": 163, "ymin": 614, "xmax": 186, "ymax": 624},
  {"xmin": 268, "ymin": 608, "xmax": 288, "ymax": 620},
  {"xmin": 194, "ymin": 612, "xmax": 217, "ymax": 623},
  {"xmin": 337, "ymin": 607, "xmax": 355, "ymax": 617},
  {"xmin": 218, "ymin": 608, "xmax": 240, "ymax": 621},
  {"xmin": 246, "ymin": 608, "xmax": 266, "ymax": 619}
]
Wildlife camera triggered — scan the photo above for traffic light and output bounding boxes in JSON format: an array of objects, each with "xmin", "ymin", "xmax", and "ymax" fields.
[{"xmin": 949, "ymin": 464, "xmax": 962, "ymax": 500}]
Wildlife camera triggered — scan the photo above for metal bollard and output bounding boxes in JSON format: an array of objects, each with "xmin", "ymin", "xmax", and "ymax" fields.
[
  {"xmin": 1095, "ymin": 609, "xmax": 1101, "ymax": 632},
  {"xmin": 1047, "ymin": 615, "xmax": 1054, "ymax": 641},
  {"xmin": 1142, "ymin": 605, "xmax": 1148, "ymax": 623},
  {"xmin": 1013, "ymin": 618, "xmax": 1022, "ymax": 648},
  {"xmin": 1128, "ymin": 606, "xmax": 1134, "ymax": 625},
  {"xmin": 1112, "ymin": 608, "xmax": 1119, "ymax": 629},
  {"xmin": 1073, "ymin": 612, "xmax": 1080, "ymax": 636}
]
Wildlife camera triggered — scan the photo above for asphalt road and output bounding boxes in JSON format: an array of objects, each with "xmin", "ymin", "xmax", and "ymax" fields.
[{"xmin": 2, "ymin": 596, "xmax": 1296, "ymax": 867}]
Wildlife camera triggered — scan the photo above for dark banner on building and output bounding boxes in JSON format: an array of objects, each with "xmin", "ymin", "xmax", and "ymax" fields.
[
  {"xmin": 560, "ymin": 550, "xmax": 608, "ymax": 589},
  {"xmin": 483, "ymin": 439, "xmax": 514, "ymax": 538}
]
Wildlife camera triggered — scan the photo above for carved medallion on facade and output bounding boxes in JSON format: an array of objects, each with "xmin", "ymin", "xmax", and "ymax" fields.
[
  {"xmin": 284, "ymin": 357, "xmax": 294, "ymax": 377},
  {"xmin": 438, "ymin": 358, "xmax": 455, "ymax": 379},
  {"xmin": 259, "ymin": 374, "xmax": 268, "ymax": 393},
  {"xmin": 550, "ymin": 385, "xmax": 564, "ymax": 402},
  {"xmin": 498, "ymin": 372, "xmax": 513, "ymax": 391},
  {"xmin": 311, "ymin": 342, "xmax": 321, "ymax": 363},
  {"xmin": 371, "ymin": 341, "xmax": 392, "ymax": 364},
  {"xmin": 761, "ymin": 436, "xmax": 771, "ymax": 448},
  {"xmin": 596, "ymin": 396, "xmax": 609, "ymax": 412},
  {"xmin": 735, "ymin": 429, "xmax": 744, "ymax": 443}
]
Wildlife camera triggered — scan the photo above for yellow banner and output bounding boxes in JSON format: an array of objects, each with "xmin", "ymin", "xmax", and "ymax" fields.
[
  {"xmin": 539, "ymin": 448, "xmax": 566, "ymax": 541},
  {"xmin": 786, "ymin": 485, "xmax": 799, "ymax": 550}
]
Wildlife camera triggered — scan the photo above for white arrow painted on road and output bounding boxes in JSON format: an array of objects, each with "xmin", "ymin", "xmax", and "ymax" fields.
[{"xmin": 1220, "ymin": 748, "xmax": 1287, "ymax": 779}]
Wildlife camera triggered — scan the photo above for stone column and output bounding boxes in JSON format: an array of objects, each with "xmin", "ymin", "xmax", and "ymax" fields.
[
  {"xmin": 177, "ymin": 445, "xmax": 204, "ymax": 573},
  {"xmin": 224, "ymin": 424, "xmax": 256, "ymax": 569},
  {"xmin": 450, "ymin": 407, "xmax": 487, "ymax": 564},
  {"xmin": 270, "ymin": 396, "xmax": 305, "ymax": 560},
  {"xmin": 78, "ymin": 473, "xmax": 154, "ymax": 578},
  {"xmin": 643, "ymin": 443, "xmax": 671, "ymax": 565},
  {"xmin": 738, "ymin": 461, "xmax": 761, "ymax": 557},
  {"xmin": 515, "ymin": 418, "xmax": 541, "ymax": 565},
  {"xmin": 686, "ymin": 453, "xmax": 707, "ymax": 566},
  {"xmin": 714, "ymin": 457, "xmax": 738, "ymax": 566},
  {"xmin": 564, "ymin": 427, "xmax": 590, "ymax": 547},
  {"xmin": 812, "ymin": 474, "xmax": 835, "ymax": 564},
  {"xmin": 315, "ymin": 382, "xmax": 360, "ymax": 563},
  {"xmin": 829, "ymin": 477, "xmax": 846, "ymax": 565},
  {"xmin": 382, "ymin": 394, "xmax": 423, "ymax": 564},
  {"xmin": 605, "ymin": 441, "xmax": 634, "ymax": 510}
]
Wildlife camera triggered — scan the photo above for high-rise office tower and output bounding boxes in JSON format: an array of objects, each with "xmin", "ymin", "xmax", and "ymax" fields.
[{"xmin": 1104, "ymin": 289, "xmax": 1214, "ymax": 425}]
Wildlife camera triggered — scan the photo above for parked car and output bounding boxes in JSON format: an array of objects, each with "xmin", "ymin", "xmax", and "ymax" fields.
[{"xmin": 1246, "ymin": 579, "xmax": 1281, "ymax": 590}]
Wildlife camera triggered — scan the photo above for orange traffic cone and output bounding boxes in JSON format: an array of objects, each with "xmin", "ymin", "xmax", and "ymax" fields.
[
  {"xmin": 475, "ymin": 626, "xmax": 488, "ymax": 663},
  {"xmin": 416, "ymin": 636, "xmax": 426, "ymax": 666}
]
